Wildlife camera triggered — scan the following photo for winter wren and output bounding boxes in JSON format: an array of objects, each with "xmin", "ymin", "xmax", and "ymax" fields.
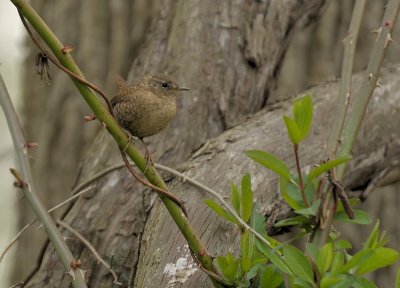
[{"xmin": 111, "ymin": 74, "xmax": 189, "ymax": 139}]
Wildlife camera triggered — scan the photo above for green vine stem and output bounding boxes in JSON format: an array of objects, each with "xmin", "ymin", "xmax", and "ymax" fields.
[
  {"xmin": 0, "ymin": 75, "xmax": 88, "ymax": 288},
  {"xmin": 10, "ymin": 0, "xmax": 223, "ymax": 286}
]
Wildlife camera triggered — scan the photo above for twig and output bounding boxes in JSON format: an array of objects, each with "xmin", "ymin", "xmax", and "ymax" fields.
[
  {"xmin": 57, "ymin": 220, "xmax": 122, "ymax": 286},
  {"xmin": 119, "ymin": 150, "xmax": 188, "ymax": 216},
  {"xmin": 154, "ymin": 163, "xmax": 272, "ymax": 248},
  {"xmin": 360, "ymin": 166, "xmax": 392, "ymax": 201},
  {"xmin": 328, "ymin": 174, "xmax": 354, "ymax": 219},
  {"xmin": 18, "ymin": 12, "xmax": 114, "ymax": 114},
  {"xmin": 293, "ymin": 144, "xmax": 310, "ymax": 207},
  {"xmin": 0, "ymin": 74, "xmax": 87, "ymax": 287},
  {"xmin": 9, "ymin": 282, "xmax": 24, "ymax": 288}
]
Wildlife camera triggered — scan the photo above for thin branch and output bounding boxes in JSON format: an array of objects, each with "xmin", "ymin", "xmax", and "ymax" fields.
[
  {"xmin": 154, "ymin": 163, "xmax": 272, "ymax": 248},
  {"xmin": 0, "ymin": 74, "xmax": 87, "ymax": 287},
  {"xmin": 119, "ymin": 150, "xmax": 188, "ymax": 216},
  {"xmin": 57, "ymin": 220, "xmax": 122, "ymax": 286}
]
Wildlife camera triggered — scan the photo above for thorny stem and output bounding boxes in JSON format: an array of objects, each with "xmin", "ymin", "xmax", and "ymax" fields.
[
  {"xmin": 0, "ymin": 75, "xmax": 87, "ymax": 288},
  {"xmin": 57, "ymin": 220, "xmax": 122, "ymax": 286},
  {"xmin": 313, "ymin": 0, "xmax": 400, "ymax": 247},
  {"xmin": 327, "ymin": 0, "xmax": 366, "ymax": 157}
]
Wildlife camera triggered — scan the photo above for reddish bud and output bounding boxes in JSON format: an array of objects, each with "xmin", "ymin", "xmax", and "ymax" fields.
[
  {"xmin": 70, "ymin": 259, "xmax": 81, "ymax": 270},
  {"xmin": 24, "ymin": 142, "xmax": 39, "ymax": 149},
  {"xmin": 61, "ymin": 45, "xmax": 75, "ymax": 54},
  {"xmin": 84, "ymin": 115, "xmax": 97, "ymax": 122}
]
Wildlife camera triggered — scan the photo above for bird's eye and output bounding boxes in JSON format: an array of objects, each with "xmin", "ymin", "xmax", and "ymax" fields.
[{"xmin": 161, "ymin": 82, "xmax": 169, "ymax": 88}]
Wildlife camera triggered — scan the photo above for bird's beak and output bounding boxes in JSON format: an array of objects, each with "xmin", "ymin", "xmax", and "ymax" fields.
[{"xmin": 176, "ymin": 87, "xmax": 190, "ymax": 91}]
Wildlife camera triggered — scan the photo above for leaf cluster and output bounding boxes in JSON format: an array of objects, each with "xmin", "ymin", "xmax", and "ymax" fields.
[{"xmin": 205, "ymin": 96, "xmax": 399, "ymax": 287}]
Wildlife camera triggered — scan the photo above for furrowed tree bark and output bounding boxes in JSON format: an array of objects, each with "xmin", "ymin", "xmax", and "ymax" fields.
[{"xmin": 14, "ymin": 0, "xmax": 400, "ymax": 287}]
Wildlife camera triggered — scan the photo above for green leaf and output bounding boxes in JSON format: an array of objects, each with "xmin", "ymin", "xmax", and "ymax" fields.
[
  {"xmin": 364, "ymin": 220, "xmax": 387, "ymax": 249},
  {"xmin": 230, "ymin": 182, "xmax": 241, "ymax": 215},
  {"xmin": 214, "ymin": 253, "xmax": 239, "ymax": 282},
  {"xmin": 292, "ymin": 277, "xmax": 313, "ymax": 288},
  {"xmin": 246, "ymin": 150, "xmax": 291, "ymax": 180},
  {"xmin": 241, "ymin": 174, "xmax": 253, "ymax": 223},
  {"xmin": 355, "ymin": 247, "xmax": 399, "ymax": 275},
  {"xmin": 251, "ymin": 207, "xmax": 269, "ymax": 239},
  {"xmin": 396, "ymin": 267, "xmax": 400, "ymax": 288},
  {"xmin": 204, "ymin": 199, "xmax": 239, "ymax": 225},
  {"xmin": 353, "ymin": 277, "xmax": 377, "ymax": 288},
  {"xmin": 274, "ymin": 215, "xmax": 309, "ymax": 227},
  {"xmin": 283, "ymin": 115, "xmax": 302, "ymax": 144},
  {"xmin": 259, "ymin": 266, "xmax": 284, "ymax": 288},
  {"xmin": 240, "ymin": 256, "xmax": 252, "ymax": 275},
  {"xmin": 330, "ymin": 252, "xmax": 345, "ymax": 275},
  {"xmin": 336, "ymin": 198, "xmax": 359, "ymax": 213},
  {"xmin": 256, "ymin": 239, "xmax": 291, "ymax": 274},
  {"xmin": 296, "ymin": 199, "xmax": 320, "ymax": 216},
  {"xmin": 283, "ymin": 245, "xmax": 314, "ymax": 284},
  {"xmin": 241, "ymin": 230, "xmax": 254, "ymax": 263},
  {"xmin": 304, "ymin": 180, "xmax": 317, "ymax": 205},
  {"xmin": 320, "ymin": 275, "xmax": 355, "ymax": 288},
  {"xmin": 334, "ymin": 210, "xmax": 371, "ymax": 225},
  {"xmin": 316, "ymin": 242, "xmax": 333, "ymax": 274},
  {"xmin": 293, "ymin": 95, "xmax": 313, "ymax": 139},
  {"xmin": 342, "ymin": 249, "xmax": 374, "ymax": 273},
  {"xmin": 306, "ymin": 243, "xmax": 318, "ymax": 262},
  {"xmin": 306, "ymin": 155, "xmax": 352, "ymax": 183},
  {"xmin": 280, "ymin": 177, "xmax": 302, "ymax": 210},
  {"xmin": 320, "ymin": 276, "xmax": 343, "ymax": 288},
  {"xmin": 244, "ymin": 263, "xmax": 263, "ymax": 284},
  {"xmin": 341, "ymin": 247, "xmax": 399, "ymax": 276},
  {"xmin": 334, "ymin": 240, "xmax": 352, "ymax": 250}
]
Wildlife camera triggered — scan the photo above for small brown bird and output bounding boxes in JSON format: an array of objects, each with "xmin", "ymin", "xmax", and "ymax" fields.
[{"xmin": 111, "ymin": 74, "xmax": 189, "ymax": 139}]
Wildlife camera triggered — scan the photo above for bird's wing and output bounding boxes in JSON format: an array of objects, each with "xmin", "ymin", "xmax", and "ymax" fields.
[{"xmin": 110, "ymin": 95, "xmax": 128, "ymax": 107}]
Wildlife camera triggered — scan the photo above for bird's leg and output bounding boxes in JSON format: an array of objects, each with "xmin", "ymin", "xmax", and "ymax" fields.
[
  {"xmin": 139, "ymin": 137, "xmax": 155, "ymax": 174},
  {"xmin": 123, "ymin": 131, "xmax": 135, "ymax": 152}
]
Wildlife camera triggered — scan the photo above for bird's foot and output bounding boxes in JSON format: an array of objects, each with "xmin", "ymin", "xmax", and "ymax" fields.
[
  {"xmin": 143, "ymin": 151, "xmax": 155, "ymax": 175},
  {"xmin": 123, "ymin": 132, "xmax": 135, "ymax": 152}
]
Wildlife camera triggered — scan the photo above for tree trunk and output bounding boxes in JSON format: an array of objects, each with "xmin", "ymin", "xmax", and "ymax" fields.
[{"xmin": 13, "ymin": 0, "xmax": 400, "ymax": 287}]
